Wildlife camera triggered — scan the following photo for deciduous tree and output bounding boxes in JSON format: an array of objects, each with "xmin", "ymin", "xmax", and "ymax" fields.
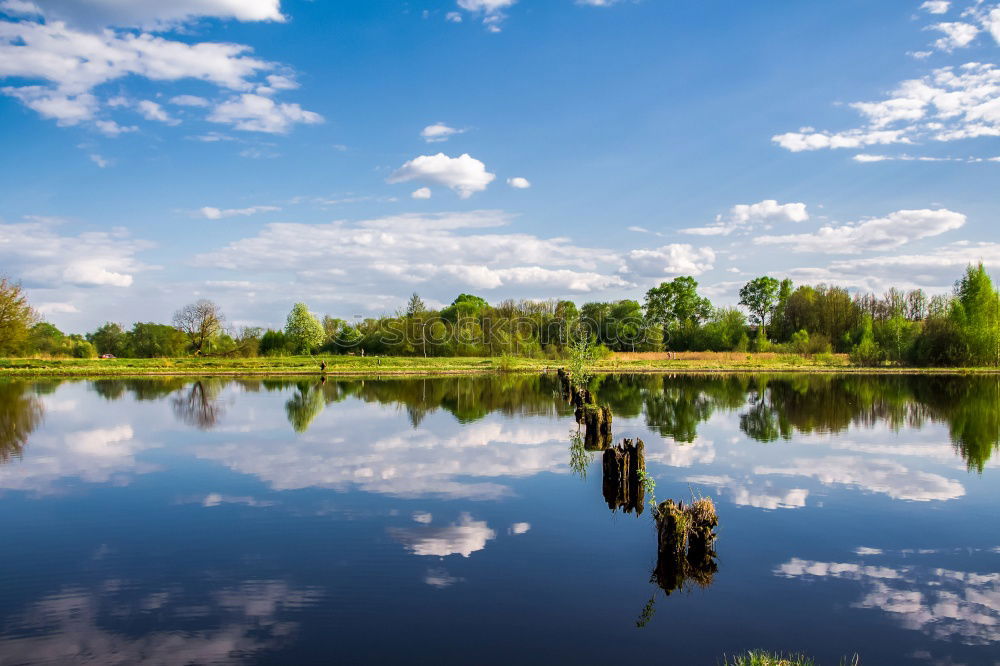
[{"xmin": 172, "ymin": 300, "xmax": 224, "ymax": 355}]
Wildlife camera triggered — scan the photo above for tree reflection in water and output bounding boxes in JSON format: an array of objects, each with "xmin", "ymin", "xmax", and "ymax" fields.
[
  {"xmin": 1, "ymin": 372, "xmax": 996, "ymax": 473},
  {"xmin": 0, "ymin": 380, "xmax": 44, "ymax": 463},
  {"xmin": 172, "ymin": 380, "xmax": 226, "ymax": 430}
]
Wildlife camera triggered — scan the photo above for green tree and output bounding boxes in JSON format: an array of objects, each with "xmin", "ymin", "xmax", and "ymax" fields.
[
  {"xmin": 27, "ymin": 322, "xmax": 70, "ymax": 356},
  {"xmin": 87, "ymin": 322, "xmax": 128, "ymax": 357},
  {"xmin": 850, "ymin": 314, "xmax": 884, "ymax": 366},
  {"xmin": 405, "ymin": 292, "xmax": 427, "ymax": 317},
  {"xmin": 950, "ymin": 262, "xmax": 1000, "ymax": 366},
  {"xmin": 441, "ymin": 293, "xmax": 488, "ymax": 321},
  {"xmin": 128, "ymin": 322, "xmax": 188, "ymax": 357},
  {"xmin": 259, "ymin": 329, "xmax": 291, "ymax": 356},
  {"xmin": 0, "ymin": 277, "xmax": 37, "ymax": 356},
  {"xmin": 644, "ymin": 277, "xmax": 712, "ymax": 349},
  {"xmin": 285, "ymin": 303, "xmax": 325, "ymax": 354},
  {"xmin": 739, "ymin": 276, "xmax": 781, "ymax": 339},
  {"xmin": 173, "ymin": 299, "xmax": 224, "ymax": 355}
]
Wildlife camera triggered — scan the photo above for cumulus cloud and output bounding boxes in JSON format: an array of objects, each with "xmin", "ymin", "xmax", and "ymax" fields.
[
  {"xmin": 12, "ymin": 0, "xmax": 284, "ymax": 30},
  {"xmin": 686, "ymin": 475, "xmax": 809, "ymax": 510},
  {"xmin": 208, "ymin": 94, "xmax": 323, "ymax": 133},
  {"xmin": 930, "ymin": 21, "xmax": 980, "ymax": 51},
  {"xmin": 920, "ymin": 0, "xmax": 951, "ymax": 13},
  {"xmin": 411, "ymin": 187, "xmax": 432, "ymax": 200},
  {"xmin": 0, "ymin": 424, "xmax": 157, "ymax": 493},
  {"xmin": 682, "ymin": 199, "xmax": 808, "ymax": 236},
  {"xmin": 755, "ymin": 456, "xmax": 965, "ymax": 501},
  {"xmin": 775, "ymin": 554, "xmax": 1000, "ymax": 645},
  {"xmin": 420, "ymin": 123, "xmax": 465, "ymax": 142},
  {"xmin": 195, "ymin": 210, "xmax": 635, "ymax": 302},
  {"xmin": 623, "ymin": 244, "xmax": 716, "ymax": 278},
  {"xmin": 387, "ymin": 153, "xmax": 496, "ymax": 198},
  {"xmin": 773, "ymin": 63, "xmax": 1000, "ymax": 152},
  {"xmin": 170, "ymin": 94, "xmax": 210, "ymax": 107},
  {"xmin": 94, "ymin": 119, "xmax": 137, "ymax": 136},
  {"xmin": 197, "ymin": 205, "xmax": 280, "ymax": 219},
  {"xmin": 0, "ymin": 579, "xmax": 321, "ymax": 666},
  {"xmin": 136, "ymin": 99, "xmax": 178, "ymax": 125},
  {"xmin": 779, "ymin": 240, "xmax": 1000, "ymax": 295},
  {"xmin": 0, "ymin": 218, "xmax": 150, "ymax": 288},
  {"xmin": 507, "ymin": 176, "xmax": 531, "ymax": 189},
  {"xmin": 753, "ymin": 208, "xmax": 966, "ymax": 254},
  {"xmin": 456, "ymin": 0, "xmax": 515, "ymax": 32},
  {"xmin": 0, "ymin": 9, "xmax": 318, "ymax": 133},
  {"xmin": 390, "ymin": 513, "xmax": 496, "ymax": 557}
]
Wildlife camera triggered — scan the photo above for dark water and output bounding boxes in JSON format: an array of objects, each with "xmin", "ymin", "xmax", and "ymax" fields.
[{"xmin": 1, "ymin": 374, "xmax": 999, "ymax": 665}]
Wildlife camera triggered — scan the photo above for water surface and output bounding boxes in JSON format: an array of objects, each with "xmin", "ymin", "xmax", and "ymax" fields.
[{"xmin": 1, "ymin": 374, "xmax": 998, "ymax": 664}]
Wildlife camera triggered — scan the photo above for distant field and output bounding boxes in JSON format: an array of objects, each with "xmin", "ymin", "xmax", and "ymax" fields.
[{"xmin": 2, "ymin": 351, "xmax": 998, "ymax": 376}]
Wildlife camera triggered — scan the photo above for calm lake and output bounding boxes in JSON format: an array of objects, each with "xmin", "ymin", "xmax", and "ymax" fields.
[{"xmin": 1, "ymin": 374, "xmax": 998, "ymax": 665}]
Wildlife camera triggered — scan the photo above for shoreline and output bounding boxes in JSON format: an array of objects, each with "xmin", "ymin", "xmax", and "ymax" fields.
[{"xmin": 2, "ymin": 356, "xmax": 999, "ymax": 378}]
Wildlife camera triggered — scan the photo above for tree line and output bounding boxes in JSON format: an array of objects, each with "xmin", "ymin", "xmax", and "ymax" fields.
[{"xmin": 0, "ymin": 263, "xmax": 998, "ymax": 367}]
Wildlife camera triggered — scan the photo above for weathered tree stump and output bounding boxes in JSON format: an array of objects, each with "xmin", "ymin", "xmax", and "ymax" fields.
[
  {"xmin": 652, "ymin": 497, "xmax": 718, "ymax": 594},
  {"xmin": 557, "ymin": 368, "xmax": 572, "ymax": 400},
  {"xmin": 578, "ymin": 404, "xmax": 612, "ymax": 449},
  {"xmin": 602, "ymin": 438, "xmax": 645, "ymax": 514}
]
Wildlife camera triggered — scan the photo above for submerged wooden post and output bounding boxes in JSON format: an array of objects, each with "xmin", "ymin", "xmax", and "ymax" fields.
[
  {"xmin": 602, "ymin": 438, "xmax": 645, "ymax": 513},
  {"xmin": 652, "ymin": 497, "xmax": 719, "ymax": 594}
]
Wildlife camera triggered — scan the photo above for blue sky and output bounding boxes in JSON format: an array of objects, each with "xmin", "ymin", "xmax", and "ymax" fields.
[{"xmin": 1, "ymin": 0, "xmax": 999, "ymax": 330}]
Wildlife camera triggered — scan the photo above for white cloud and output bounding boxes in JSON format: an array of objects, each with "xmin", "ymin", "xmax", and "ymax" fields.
[
  {"xmin": 0, "ymin": 218, "xmax": 150, "ymax": 288},
  {"xmin": 930, "ymin": 21, "xmax": 979, "ymax": 50},
  {"xmin": 623, "ymin": 244, "xmax": 716, "ymax": 277},
  {"xmin": 424, "ymin": 568, "xmax": 462, "ymax": 587},
  {"xmin": 445, "ymin": 11, "xmax": 463, "ymax": 22},
  {"xmin": 17, "ymin": 0, "xmax": 284, "ymax": 30},
  {"xmin": 507, "ymin": 176, "xmax": 531, "ymax": 189},
  {"xmin": 208, "ymin": 94, "xmax": 323, "ymax": 133},
  {"xmin": 0, "ymin": 12, "xmax": 317, "ymax": 133},
  {"xmin": 920, "ymin": 0, "xmax": 950, "ymax": 14},
  {"xmin": 194, "ymin": 210, "xmax": 640, "ymax": 307},
  {"xmin": 754, "ymin": 208, "xmax": 966, "ymax": 254},
  {"xmin": 686, "ymin": 474, "xmax": 809, "ymax": 510},
  {"xmin": 387, "ymin": 153, "xmax": 496, "ymax": 198},
  {"xmin": 94, "ymin": 119, "xmax": 137, "ymax": 136},
  {"xmin": 510, "ymin": 522, "xmax": 531, "ymax": 534},
  {"xmin": 775, "ymin": 555, "xmax": 1000, "ymax": 645},
  {"xmin": 1, "ymin": 86, "xmax": 98, "ymax": 126},
  {"xmin": 198, "ymin": 205, "xmax": 280, "ymax": 219},
  {"xmin": 411, "ymin": 187, "xmax": 432, "ymax": 200},
  {"xmin": 391, "ymin": 513, "xmax": 496, "ymax": 557},
  {"xmin": 36, "ymin": 301, "xmax": 79, "ymax": 315},
  {"xmin": 779, "ymin": 240, "xmax": 1000, "ymax": 295},
  {"xmin": 89, "ymin": 153, "xmax": 110, "ymax": 168},
  {"xmin": 682, "ymin": 199, "xmax": 808, "ymax": 236},
  {"xmin": 755, "ymin": 456, "xmax": 965, "ymax": 501},
  {"xmin": 773, "ymin": 128, "xmax": 910, "ymax": 152},
  {"xmin": 774, "ymin": 63, "xmax": 1000, "ymax": 152},
  {"xmin": 456, "ymin": 0, "xmax": 516, "ymax": 32},
  {"xmin": 420, "ymin": 123, "xmax": 465, "ymax": 142},
  {"xmin": 136, "ymin": 99, "xmax": 178, "ymax": 125},
  {"xmin": 0, "ymin": 424, "xmax": 153, "ymax": 492},
  {"xmin": 170, "ymin": 94, "xmax": 209, "ymax": 107},
  {"xmin": 256, "ymin": 73, "xmax": 298, "ymax": 95}
]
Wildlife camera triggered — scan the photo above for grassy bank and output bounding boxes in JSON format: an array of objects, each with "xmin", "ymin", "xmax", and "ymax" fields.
[
  {"xmin": 720, "ymin": 651, "xmax": 859, "ymax": 666},
  {"xmin": 1, "ymin": 351, "xmax": 998, "ymax": 377}
]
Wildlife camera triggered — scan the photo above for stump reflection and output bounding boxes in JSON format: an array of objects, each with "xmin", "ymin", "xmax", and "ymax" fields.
[{"xmin": 601, "ymin": 438, "xmax": 645, "ymax": 515}]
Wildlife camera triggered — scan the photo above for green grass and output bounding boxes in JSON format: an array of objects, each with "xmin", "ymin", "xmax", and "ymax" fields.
[
  {"xmin": 0, "ymin": 353, "xmax": 996, "ymax": 377},
  {"xmin": 720, "ymin": 651, "xmax": 859, "ymax": 666}
]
